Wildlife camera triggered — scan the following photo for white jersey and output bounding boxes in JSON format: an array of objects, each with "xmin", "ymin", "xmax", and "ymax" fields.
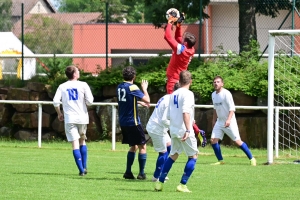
[
  {"xmin": 212, "ymin": 88, "xmax": 236, "ymax": 123},
  {"xmin": 168, "ymin": 88, "xmax": 195, "ymax": 138},
  {"xmin": 146, "ymin": 94, "xmax": 170, "ymax": 135},
  {"xmin": 53, "ymin": 80, "xmax": 94, "ymax": 124}
]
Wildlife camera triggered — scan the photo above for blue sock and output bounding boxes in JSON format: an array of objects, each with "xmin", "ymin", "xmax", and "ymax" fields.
[
  {"xmin": 80, "ymin": 145, "xmax": 87, "ymax": 169},
  {"xmin": 167, "ymin": 145, "xmax": 171, "ymax": 155},
  {"xmin": 240, "ymin": 143, "xmax": 253, "ymax": 159},
  {"xmin": 126, "ymin": 152, "xmax": 135, "ymax": 174},
  {"xmin": 212, "ymin": 143, "xmax": 223, "ymax": 161},
  {"xmin": 73, "ymin": 149, "xmax": 84, "ymax": 173},
  {"xmin": 159, "ymin": 157, "xmax": 174, "ymax": 183},
  {"xmin": 180, "ymin": 158, "xmax": 197, "ymax": 185},
  {"xmin": 153, "ymin": 152, "xmax": 168, "ymax": 178},
  {"xmin": 138, "ymin": 153, "xmax": 147, "ymax": 175}
]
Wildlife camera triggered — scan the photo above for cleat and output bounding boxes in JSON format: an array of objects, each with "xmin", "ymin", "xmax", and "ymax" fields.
[
  {"xmin": 79, "ymin": 172, "xmax": 86, "ymax": 176},
  {"xmin": 152, "ymin": 176, "xmax": 169, "ymax": 182},
  {"xmin": 137, "ymin": 173, "xmax": 146, "ymax": 180},
  {"xmin": 152, "ymin": 177, "xmax": 158, "ymax": 182},
  {"xmin": 123, "ymin": 172, "xmax": 136, "ymax": 179},
  {"xmin": 211, "ymin": 161, "xmax": 225, "ymax": 165},
  {"xmin": 176, "ymin": 184, "xmax": 191, "ymax": 193},
  {"xmin": 250, "ymin": 158, "xmax": 257, "ymax": 166},
  {"xmin": 154, "ymin": 181, "xmax": 163, "ymax": 191},
  {"xmin": 84, "ymin": 169, "xmax": 87, "ymax": 175}
]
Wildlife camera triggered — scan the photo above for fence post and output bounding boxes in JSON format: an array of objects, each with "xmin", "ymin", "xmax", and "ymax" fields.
[
  {"xmin": 38, "ymin": 103, "xmax": 42, "ymax": 148},
  {"xmin": 112, "ymin": 105, "xmax": 116, "ymax": 150}
]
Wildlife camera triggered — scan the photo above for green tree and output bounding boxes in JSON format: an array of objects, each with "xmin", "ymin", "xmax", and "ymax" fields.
[
  {"xmin": 238, "ymin": 0, "xmax": 300, "ymax": 53},
  {"xmin": 0, "ymin": 0, "xmax": 12, "ymax": 32},
  {"xmin": 23, "ymin": 15, "xmax": 72, "ymax": 54}
]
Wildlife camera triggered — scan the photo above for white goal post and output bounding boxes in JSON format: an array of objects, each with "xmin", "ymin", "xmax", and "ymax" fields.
[{"xmin": 267, "ymin": 30, "xmax": 300, "ymax": 164}]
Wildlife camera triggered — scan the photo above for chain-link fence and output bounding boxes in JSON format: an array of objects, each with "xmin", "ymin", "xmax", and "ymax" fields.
[{"xmin": 0, "ymin": 0, "xmax": 299, "ymax": 78}]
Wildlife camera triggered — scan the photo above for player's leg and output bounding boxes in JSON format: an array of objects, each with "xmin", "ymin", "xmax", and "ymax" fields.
[
  {"xmin": 166, "ymin": 78, "xmax": 177, "ymax": 94},
  {"xmin": 121, "ymin": 126, "xmax": 136, "ymax": 179},
  {"xmin": 177, "ymin": 135, "xmax": 199, "ymax": 193},
  {"xmin": 66, "ymin": 123, "xmax": 85, "ymax": 175},
  {"xmin": 78, "ymin": 124, "xmax": 88, "ymax": 174},
  {"xmin": 157, "ymin": 138, "xmax": 180, "ymax": 184},
  {"xmin": 136, "ymin": 124, "xmax": 147, "ymax": 179},
  {"xmin": 149, "ymin": 132, "xmax": 168, "ymax": 181},
  {"xmin": 225, "ymin": 124, "xmax": 256, "ymax": 166},
  {"xmin": 211, "ymin": 123, "xmax": 225, "ymax": 165}
]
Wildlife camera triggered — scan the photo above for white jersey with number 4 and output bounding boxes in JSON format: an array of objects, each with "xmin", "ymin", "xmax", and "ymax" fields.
[
  {"xmin": 168, "ymin": 88, "xmax": 195, "ymax": 138},
  {"xmin": 146, "ymin": 94, "xmax": 170, "ymax": 135},
  {"xmin": 212, "ymin": 88, "xmax": 236, "ymax": 123},
  {"xmin": 53, "ymin": 80, "xmax": 94, "ymax": 124}
]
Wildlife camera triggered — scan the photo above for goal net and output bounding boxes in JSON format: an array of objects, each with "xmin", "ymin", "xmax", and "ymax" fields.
[{"xmin": 267, "ymin": 30, "xmax": 300, "ymax": 164}]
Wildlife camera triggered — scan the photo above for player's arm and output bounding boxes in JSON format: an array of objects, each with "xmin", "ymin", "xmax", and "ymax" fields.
[
  {"xmin": 84, "ymin": 82, "xmax": 94, "ymax": 106},
  {"xmin": 53, "ymin": 87, "xmax": 64, "ymax": 121},
  {"xmin": 175, "ymin": 24, "xmax": 182, "ymax": 43},
  {"xmin": 182, "ymin": 112, "xmax": 190, "ymax": 141},
  {"xmin": 225, "ymin": 91, "xmax": 235, "ymax": 127},
  {"xmin": 212, "ymin": 109, "xmax": 217, "ymax": 128},
  {"xmin": 140, "ymin": 80, "xmax": 150, "ymax": 104},
  {"xmin": 164, "ymin": 23, "xmax": 178, "ymax": 51}
]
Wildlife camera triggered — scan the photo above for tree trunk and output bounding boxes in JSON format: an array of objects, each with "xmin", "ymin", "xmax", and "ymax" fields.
[{"xmin": 238, "ymin": 0, "xmax": 257, "ymax": 53}]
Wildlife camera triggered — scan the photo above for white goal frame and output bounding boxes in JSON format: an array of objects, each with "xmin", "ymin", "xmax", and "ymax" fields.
[{"xmin": 267, "ymin": 29, "xmax": 300, "ymax": 164}]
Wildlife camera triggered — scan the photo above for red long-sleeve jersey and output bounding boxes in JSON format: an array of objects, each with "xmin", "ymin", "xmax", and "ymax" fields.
[{"xmin": 164, "ymin": 23, "xmax": 195, "ymax": 81}]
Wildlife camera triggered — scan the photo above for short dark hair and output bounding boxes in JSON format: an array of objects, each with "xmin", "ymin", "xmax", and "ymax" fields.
[
  {"xmin": 213, "ymin": 75, "xmax": 224, "ymax": 82},
  {"xmin": 179, "ymin": 70, "xmax": 192, "ymax": 86},
  {"xmin": 184, "ymin": 32, "xmax": 196, "ymax": 48},
  {"xmin": 173, "ymin": 82, "xmax": 180, "ymax": 91},
  {"xmin": 122, "ymin": 66, "xmax": 136, "ymax": 81},
  {"xmin": 65, "ymin": 65, "xmax": 77, "ymax": 80}
]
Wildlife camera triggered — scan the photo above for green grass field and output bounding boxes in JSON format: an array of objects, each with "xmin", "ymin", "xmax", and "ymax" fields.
[{"xmin": 0, "ymin": 140, "xmax": 299, "ymax": 200}]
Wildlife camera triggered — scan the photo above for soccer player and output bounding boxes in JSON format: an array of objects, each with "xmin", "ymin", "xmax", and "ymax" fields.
[
  {"xmin": 146, "ymin": 83, "xmax": 180, "ymax": 182},
  {"xmin": 211, "ymin": 76, "xmax": 256, "ymax": 166},
  {"xmin": 53, "ymin": 65, "xmax": 94, "ymax": 176},
  {"xmin": 155, "ymin": 70, "xmax": 198, "ymax": 193},
  {"xmin": 165, "ymin": 13, "xmax": 196, "ymax": 94},
  {"xmin": 117, "ymin": 66, "xmax": 150, "ymax": 180}
]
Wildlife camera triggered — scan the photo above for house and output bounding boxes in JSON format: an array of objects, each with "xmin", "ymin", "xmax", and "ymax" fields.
[
  {"xmin": 11, "ymin": 0, "xmax": 56, "ymax": 24},
  {"xmin": 73, "ymin": 1, "xmax": 299, "ymax": 73}
]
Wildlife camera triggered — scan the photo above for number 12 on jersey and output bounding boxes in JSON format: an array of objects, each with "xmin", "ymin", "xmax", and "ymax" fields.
[{"xmin": 118, "ymin": 88, "xmax": 126, "ymax": 102}]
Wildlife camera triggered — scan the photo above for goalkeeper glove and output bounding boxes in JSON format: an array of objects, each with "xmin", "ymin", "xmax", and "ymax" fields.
[{"xmin": 198, "ymin": 130, "xmax": 207, "ymax": 148}]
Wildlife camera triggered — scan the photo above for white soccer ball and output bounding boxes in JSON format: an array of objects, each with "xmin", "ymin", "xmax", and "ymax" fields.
[{"xmin": 165, "ymin": 8, "xmax": 180, "ymax": 20}]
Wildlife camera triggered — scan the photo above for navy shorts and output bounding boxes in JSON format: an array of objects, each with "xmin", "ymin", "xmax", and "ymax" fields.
[{"xmin": 121, "ymin": 124, "xmax": 146, "ymax": 146}]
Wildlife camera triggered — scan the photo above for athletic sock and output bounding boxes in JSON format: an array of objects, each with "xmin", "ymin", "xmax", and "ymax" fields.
[
  {"xmin": 159, "ymin": 157, "xmax": 174, "ymax": 183},
  {"xmin": 153, "ymin": 152, "xmax": 168, "ymax": 178},
  {"xmin": 73, "ymin": 149, "xmax": 84, "ymax": 173},
  {"xmin": 126, "ymin": 151, "xmax": 135, "ymax": 174},
  {"xmin": 138, "ymin": 153, "xmax": 147, "ymax": 175},
  {"xmin": 240, "ymin": 142, "xmax": 253, "ymax": 159},
  {"xmin": 80, "ymin": 145, "xmax": 87, "ymax": 169},
  {"xmin": 212, "ymin": 143, "xmax": 224, "ymax": 161},
  {"xmin": 180, "ymin": 158, "xmax": 197, "ymax": 185}
]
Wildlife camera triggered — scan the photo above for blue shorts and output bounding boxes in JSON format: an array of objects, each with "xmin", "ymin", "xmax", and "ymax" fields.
[{"xmin": 121, "ymin": 124, "xmax": 146, "ymax": 146}]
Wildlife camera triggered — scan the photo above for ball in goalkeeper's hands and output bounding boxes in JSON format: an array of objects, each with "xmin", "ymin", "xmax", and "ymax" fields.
[{"xmin": 166, "ymin": 8, "xmax": 180, "ymax": 21}]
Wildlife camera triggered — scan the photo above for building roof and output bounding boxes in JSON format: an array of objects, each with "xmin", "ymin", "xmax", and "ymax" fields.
[
  {"xmin": 12, "ymin": 13, "xmax": 102, "ymax": 36},
  {"xmin": 12, "ymin": 0, "xmax": 56, "ymax": 16}
]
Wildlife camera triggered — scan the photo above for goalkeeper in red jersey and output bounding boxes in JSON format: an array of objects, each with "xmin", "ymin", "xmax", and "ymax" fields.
[{"xmin": 165, "ymin": 12, "xmax": 196, "ymax": 94}]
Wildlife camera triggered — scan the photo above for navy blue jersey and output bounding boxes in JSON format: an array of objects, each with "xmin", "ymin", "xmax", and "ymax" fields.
[{"xmin": 117, "ymin": 81, "xmax": 145, "ymax": 126}]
